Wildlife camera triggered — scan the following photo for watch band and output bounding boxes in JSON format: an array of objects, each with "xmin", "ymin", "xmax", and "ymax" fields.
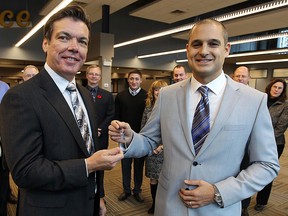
[{"xmin": 213, "ymin": 185, "xmax": 224, "ymax": 207}]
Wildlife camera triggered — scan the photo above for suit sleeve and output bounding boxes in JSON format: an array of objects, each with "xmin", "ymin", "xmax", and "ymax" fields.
[
  {"xmin": 114, "ymin": 94, "xmax": 120, "ymax": 120},
  {"xmin": 0, "ymin": 90, "xmax": 88, "ymax": 191},
  {"xmin": 98, "ymin": 92, "xmax": 115, "ymax": 135},
  {"xmin": 216, "ymin": 93, "xmax": 280, "ymax": 207}
]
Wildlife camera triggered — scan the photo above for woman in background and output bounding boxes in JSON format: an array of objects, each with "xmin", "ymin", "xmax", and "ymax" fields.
[
  {"xmin": 141, "ymin": 80, "xmax": 168, "ymax": 214},
  {"xmin": 254, "ymin": 78, "xmax": 288, "ymax": 211}
]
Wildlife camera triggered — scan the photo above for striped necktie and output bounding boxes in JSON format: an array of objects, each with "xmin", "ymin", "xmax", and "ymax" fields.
[
  {"xmin": 66, "ymin": 82, "xmax": 94, "ymax": 155},
  {"xmin": 192, "ymin": 86, "xmax": 210, "ymax": 155}
]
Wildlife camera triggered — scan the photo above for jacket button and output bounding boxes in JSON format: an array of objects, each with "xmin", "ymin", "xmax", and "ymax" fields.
[{"xmin": 193, "ymin": 161, "xmax": 198, "ymax": 166}]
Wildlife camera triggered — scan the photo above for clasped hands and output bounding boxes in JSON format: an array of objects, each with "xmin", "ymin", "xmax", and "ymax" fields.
[
  {"xmin": 108, "ymin": 120, "xmax": 133, "ymax": 145},
  {"xmin": 179, "ymin": 180, "xmax": 215, "ymax": 209},
  {"xmin": 86, "ymin": 120, "xmax": 133, "ymax": 173}
]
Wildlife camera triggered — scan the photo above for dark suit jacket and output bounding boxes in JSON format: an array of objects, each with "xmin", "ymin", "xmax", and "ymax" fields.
[
  {"xmin": 0, "ymin": 69, "xmax": 100, "ymax": 216},
  {"xmin": 86, "ymin": 86, "xmax": 115, "ymax": 150}
]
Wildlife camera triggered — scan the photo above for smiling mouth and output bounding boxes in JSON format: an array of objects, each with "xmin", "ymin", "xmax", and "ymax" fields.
[
  {"xmin": 196, "ymin": 59, "xmax": 212, "ymax": 63},
  {"xmin": 64, "ymin": 57, "xmax": 79, "ymax": 62}
]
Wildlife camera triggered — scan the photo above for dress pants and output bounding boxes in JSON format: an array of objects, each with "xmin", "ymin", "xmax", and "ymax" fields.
[
  {"xmin": 0, "ymin": 156, "xmax": 9, "ymax": 216},
  {"xmin": 121, "ymin": 156, "xmax": 145, "ymax": 194},
  {"xmin": 240, "ymin": 150, "xmax": 251, "ymax": 209},
  {"xmin": 256, "ymin": 144, "xmax": 284, "ymax": 205},
  {"xmin": 99, "ymin": 170, "xmax": 105, "ymax": 197}
]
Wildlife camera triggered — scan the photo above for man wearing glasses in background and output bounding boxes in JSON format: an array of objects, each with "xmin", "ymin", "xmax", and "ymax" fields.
[{"xmin": 85, "ymin": 65, "xmax": 115, "ymax": 214}]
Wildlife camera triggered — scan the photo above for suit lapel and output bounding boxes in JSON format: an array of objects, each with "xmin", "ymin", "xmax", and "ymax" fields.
[
  {"xmin": 176, "ymin": 78, "xmax": 195, "ymax": 155},
  {"xmin": 198, "ymin": 76, "xmax": 240, "ymax": 155},
  {"xmin": 38, "ymin": 70, "xmax": 90, "ymax": 156}
]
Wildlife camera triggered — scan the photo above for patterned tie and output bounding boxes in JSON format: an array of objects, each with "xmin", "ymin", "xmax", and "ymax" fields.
[
  {"xmin": 192, "ymin": 86, "xmax": 210, "ymax": 155},
  {"xmin": 90, "ymin": 88, "xmax": 96, "ymax": 102},
  {"xmin": 66, "ymin": 82, "xmax": 94, "ymax": 155}
]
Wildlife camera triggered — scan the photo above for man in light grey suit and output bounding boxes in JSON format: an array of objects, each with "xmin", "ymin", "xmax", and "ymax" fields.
[{"xmin": 109, "ymin": 19, "xmax": 280, "ymax": 216}]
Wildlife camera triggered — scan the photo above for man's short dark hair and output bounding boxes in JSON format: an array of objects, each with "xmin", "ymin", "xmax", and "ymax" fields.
[
  {"xmin": 128, "ymin": 70, "xmax": 142, "ymax": 78},
  {"xmin": 43, "ymin": 4, "xmax": 91, "ymax": 41},
  {"xmin": 172, "ymin": 65, "xmax": 186, "ymax": 76}
]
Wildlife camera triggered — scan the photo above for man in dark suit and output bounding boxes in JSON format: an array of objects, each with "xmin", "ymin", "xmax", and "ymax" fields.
[
  {"xmin": 0, "ymin": 5, "xmax": 123, "ymax": 216},
  {"xmin": 85, "ymin": 64, "xmax": 115, "ymax": 214}
]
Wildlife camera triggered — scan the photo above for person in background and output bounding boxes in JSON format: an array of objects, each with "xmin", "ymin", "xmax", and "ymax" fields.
[
  {"xmin": 109, "ymin": 18, "xmax": 279, "ymax": 216},
  {"xmin": 22, "ymin": 65, "xmax": 39, "ymax": 81},
  {"xmin": 254, "ymin": 78, "xmax": 288, "ymax": 211},
  {"xmin": 232, "ymin": 66, "xmax": 250, "ymax": 85},
  {"xmin": 0, "ymin": 80, "xmax": 10, "ymax": 216},
  {"xmin": 232, "ymin": 66, "xmax": 251, "ymax": 216},
  {"xmin": 115, "ymin": 70, "xmax": 147, "ymax": 203},
  {"xmin": 172, "ymin": 65, "xmax": 187, "ymax": 83},
  {"xmin": 0, "ymin": 4, "xmax": 123, "ymax": 216},
  {"xmin": 0, "ymin": 81, "xmax": 9, "ymax": 102},
  {"xmin": 140, "ymin": 80, "xmax": 168, "ymax": 214},
  {"xmin": 85, "ymin": 64, "xmax": 115, "ymax": 214}
]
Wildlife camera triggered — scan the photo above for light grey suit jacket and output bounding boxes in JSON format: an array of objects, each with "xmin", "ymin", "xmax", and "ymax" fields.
[{"xmin": 124, "ymin": 75, "xmax": 280, "ymax": 216}]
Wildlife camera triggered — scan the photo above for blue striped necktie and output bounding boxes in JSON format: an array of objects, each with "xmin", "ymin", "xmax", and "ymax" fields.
[
  {"xmin": 67, "ymin": 82, "xmax": 94, "ymax": 155},
  {"xmin": 192, "ymin": 86, "xmax": 210, "ymax": 155}
]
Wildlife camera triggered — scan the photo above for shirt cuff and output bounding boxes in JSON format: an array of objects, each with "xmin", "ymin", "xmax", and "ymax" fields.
[{"xmin": 84, "ymin": 159, "xmax": 89, "ymax": 177}]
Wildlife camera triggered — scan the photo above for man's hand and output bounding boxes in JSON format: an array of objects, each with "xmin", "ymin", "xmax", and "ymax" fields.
[
  {"xmin": 178, "ymin": 180, "xmax": 215, "ymax": 209},
  {"xmin": 99, "ymin": 198, "xmax": 107, "ymax": 216},
  {"xmin": 153, "ymin": 145, "xmax": 163, "ymax": 154},
  {"xmin": 86, "ymin": 147, "xmax": 123, "ymax": 173},
  {"xmin": 108, "ymin": 120, "xmax": 133, "ymax": 145}
]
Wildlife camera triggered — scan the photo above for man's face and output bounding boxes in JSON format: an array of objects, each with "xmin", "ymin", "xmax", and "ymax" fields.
[
  {"xmin": 86, "ymin": 67, "xmax": 101, "ymax": 87},
  {"xmin": 42, "ymin": 17, "xmax": 89, "ymax": 81},
  {"xmin": 186, "ymin": 22, "xmax": 230, "ymax": 84},
  {"xmin": 128, "ymin": 73, "xmax": 142, "ymax": 91},
  {"xmin": 233, "ymin": 67, "xmax": 250, "ymax": 85},
  {"xmin": 173, "ymin": 67, "xmax": 187, "ymax": 83},
  {"xmin": 23, "ymin": 68, "xmax": 38, "ymax": 81}
]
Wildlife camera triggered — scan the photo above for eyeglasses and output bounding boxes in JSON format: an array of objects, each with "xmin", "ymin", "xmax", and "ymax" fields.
[{"xmin": 88, "ymin": 73, "xmax": 101, "ymax": 77}]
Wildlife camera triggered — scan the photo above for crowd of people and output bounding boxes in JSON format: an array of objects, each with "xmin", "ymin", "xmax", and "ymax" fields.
[{"xmin": 0, "ymin": 3, "xmax": 287, "ymax": 216}]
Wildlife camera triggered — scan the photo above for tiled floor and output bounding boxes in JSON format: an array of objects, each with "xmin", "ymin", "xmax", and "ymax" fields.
[{"xmin": 8, "ymin": 132, "xmax": 288, "ymax": 216}]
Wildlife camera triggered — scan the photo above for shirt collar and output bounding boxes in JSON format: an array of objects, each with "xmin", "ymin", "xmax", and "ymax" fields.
[
  {"xmin": 87, "ymin": 85, "xmax": 99, "ymax": 92},
  {"xmin": 129, "ymin": 87, "xmax": 141, "ymax": 96},
  {"xmin": 44, "ymin": 63, "xmax": 76, "ymax": 93},
  {"xmin": 191, "ymin": 71, "xmax": 226, "ymax": 95}
]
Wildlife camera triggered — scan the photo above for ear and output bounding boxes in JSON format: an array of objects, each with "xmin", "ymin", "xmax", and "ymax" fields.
[
  {"xmin": 225, "ymin": 42, "xmax": 231, "ymax": 57},
  {"xmin": 42, "ymin": 38, "xmax": 48, "ymax": 53}
]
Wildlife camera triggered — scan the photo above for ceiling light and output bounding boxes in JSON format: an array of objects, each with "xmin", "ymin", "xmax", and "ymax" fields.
[
  {"xmin": 227, "ymin": 48, "xmax": 288, "ymax": 58},
  {"xmin": 114, "ymin": 0, "xmax": 288, "ymax": 48},
  {"xmin": 15, "ymin": 0, "xmax": 73, "ymax": 47},
  {"xmin": 114, "ymin": 25, "xmax": 192, "ymax": 48},
  {"xmin": 138, "ymin": 49, "xmax": 186, "ymax": 59},
  {"xmin": 230, "ymin": 32, "xmax": 288, "ymax": 45},
  {"xmin": 175, "ymin": 48, "xmax": 288, "ymax": 63},
  {"xmin": 138, "ymin": 33, "xmax": 288, "ymax": 59},
  {"xmin": 176, "ymin": 59, "xmax": 188, "ymax": 63},
  {"xmin": 236, "ymin": 59, "xmax": 288, "ymax": 65}
]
